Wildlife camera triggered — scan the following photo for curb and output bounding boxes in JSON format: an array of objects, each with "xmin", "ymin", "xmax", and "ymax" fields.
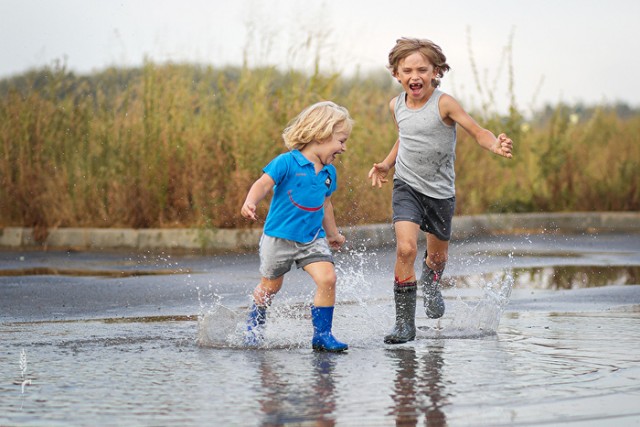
[{"xmin": 1, "ymin": 212, "xmax": 639, "ymax": 253}]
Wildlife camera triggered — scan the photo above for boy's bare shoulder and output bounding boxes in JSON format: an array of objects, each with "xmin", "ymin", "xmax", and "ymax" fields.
[
  {"xmin": 388, "ymin": 96, "xmax": 397, "ymax": 111},
  {"xmin": 438, "ymin": 92, "xmax": 463, "ymax": 113}
]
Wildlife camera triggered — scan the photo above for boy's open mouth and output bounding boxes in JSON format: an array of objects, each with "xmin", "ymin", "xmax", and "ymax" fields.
[
  {"xmin": 323, "ymin": 151, "xmax": 341, "ymax": 165},
  {"xmin": 409, "ymin": 83, "xmax": 423, "ymax": 91}
]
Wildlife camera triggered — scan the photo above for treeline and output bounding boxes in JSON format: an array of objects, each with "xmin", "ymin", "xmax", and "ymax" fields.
[{"xmin": 1, "ymin": 62, "xmax": 639, "ymax": 236}]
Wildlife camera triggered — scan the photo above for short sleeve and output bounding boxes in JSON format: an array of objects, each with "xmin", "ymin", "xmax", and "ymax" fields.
[{"xmin": 263, "ymin": 153, "xmax": 290, "ymax": 186}]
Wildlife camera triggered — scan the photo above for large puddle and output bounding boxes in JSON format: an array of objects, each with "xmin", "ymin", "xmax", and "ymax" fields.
[
  {"xmin": 2, "ymin": 233, "xmax": 640, "ymax": 425},
  {"xmin": 449, "ymin": 265, "xmax": 640, "ymax": 289},
  {"xmin": 3, "ymin": 307, "xmax": 639, "ymax": 426}
]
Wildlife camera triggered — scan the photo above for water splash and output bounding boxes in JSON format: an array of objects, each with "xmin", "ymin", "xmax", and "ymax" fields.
[
  {"xmin": 417, "ymin": 269, "xmax": 514, "ymax": 339},
  {"xmin": 395, "ymin": 247, "xmax": 516, "ymax": 340},
  {"xmin": 19, "ymin": 349, "xmax": 31, "ymax": 393},
  {"xmin": 196, "ymin": 304, "xmax": 243, "ymax": 348},
  {"xmin": 197, "ymin": 301, "xmax": 317, "ymax": 350},
  {"xmin": 335, "ymin": 245, "xmax": 385, "ymax": 317},
  {"xmin": 196, "ymin": 246, "xmax": 516, "ymax": 348}
]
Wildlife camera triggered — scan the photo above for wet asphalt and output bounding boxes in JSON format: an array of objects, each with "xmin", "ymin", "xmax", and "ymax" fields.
[{"xmin": 2, "ymin": 232, "xmax": 639, "ymax": 322}]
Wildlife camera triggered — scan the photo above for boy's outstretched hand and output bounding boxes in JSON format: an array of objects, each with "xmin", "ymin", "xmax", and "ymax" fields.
[
  {"xmin": 368, "ymin": 162, "xmax": 391, "ymax": 188},
  {"xmin": 493, "ymin": 133, "xmax": 514, "ymax": 159}
]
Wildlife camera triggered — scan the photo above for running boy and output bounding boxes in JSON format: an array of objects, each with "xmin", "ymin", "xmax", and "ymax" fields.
[
  {"xmin": 241, "ymin": 101, "xmax": 353, "ymax": 352},
  {"xmin": 369, "ymin": 37, "xmax": 514, "ymax": 344}
]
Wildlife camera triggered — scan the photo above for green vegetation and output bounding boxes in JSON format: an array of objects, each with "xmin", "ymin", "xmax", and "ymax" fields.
[{"xmin": 1, "ymin": 61, "xmax": 639, "ymax": 236}]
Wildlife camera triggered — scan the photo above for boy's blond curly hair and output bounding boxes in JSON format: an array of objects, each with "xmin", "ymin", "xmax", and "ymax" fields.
[{"xmin": 283, "ymin": 101, "xmax": 353, "ymax": 151}]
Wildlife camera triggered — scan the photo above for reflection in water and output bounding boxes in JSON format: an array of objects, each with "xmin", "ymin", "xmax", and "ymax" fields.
[
  {"xmin": 310, "ymin": 353, "xmax": 339, "ymax": 426},
  {"xmin": 516, "ymin": 265, "xmax": 640, "ymax": 289},
  {"xmin": 2, "ymin": 309, "xmax": 640, "ymax": 425},
  {"xmin": 387, "ymin": 344, "xmax": 448, "ymax": 427},
  {"xmin": 248, "ymin": 351, "xmax": 340, "ymax": 427},
  {"xmin": 450, "ymin": 265, "xmax": 640, "ymax": 290}
]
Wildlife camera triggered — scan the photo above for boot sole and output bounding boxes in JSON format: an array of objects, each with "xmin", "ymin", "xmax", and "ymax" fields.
[
  {"xmin": 424, "ymin": 296, "xmax": 445, "ymax": 319},
  {"xmin": 383, "ymin": 335, "xmax": 416, "ymax": 344},
  {"xmin": 312, "ymin": 345, "xmax": 348, "ymax": 353},
  {"xmin": 425, "ymin": 302, "xmax": 445, "ymax": 318}
]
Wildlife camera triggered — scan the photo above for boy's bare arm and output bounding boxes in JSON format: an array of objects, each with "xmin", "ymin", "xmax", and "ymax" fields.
[
  {"xmin": 241, "ymin": 173, "xmax": 275, "ymax": 221},
  {"xmin": 369, "ymin": 97, "xmax": 401, "ymax": 187},
  {"xmin": 323, "ymin": 197, "xmax": 345, "ymax": 249},
  {"xmin": 368, "ymin": 139, "xmax": 399, "ymax": 187},
  {"xmin": 441, "ymin": 94, "xmax": 514, "ymax": 159},
  {"xmin": 478, "ymin": 131, "xmax": 513, "ymax": 158}
]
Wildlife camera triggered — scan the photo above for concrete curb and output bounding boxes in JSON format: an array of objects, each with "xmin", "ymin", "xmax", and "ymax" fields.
[{"xmin": 1, "ymin": 212, "xmax": 639, "ymax": 252}]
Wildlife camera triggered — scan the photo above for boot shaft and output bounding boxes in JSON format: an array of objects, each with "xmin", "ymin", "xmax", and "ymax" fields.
[
  {"xmin": 384, "ymin": 281, "xmax": 417, "ymax": 344},
  {"xmin": 247, "ymin": 303, "xmax": 267, "ymax": 328},
  {"xmin": 393, "ymin": 281, "xmax": 417, "ymax": 313},
  {"xmin": 310, "ymin": 305, "xmax": 348, "ymax": 352},
  {"xmin": 311, "ymin": 305, "xmax": 334, "ymax": 334}
]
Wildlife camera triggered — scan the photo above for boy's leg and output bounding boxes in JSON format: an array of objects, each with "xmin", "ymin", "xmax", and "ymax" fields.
[
  {"xmin": 420, "ymin": 233, "xmax": 448, "ymax": 318},
  {"xmin": 304, "ymin": 261, "xmax": 348, "ymax": 352},
  {"xmin": 246, "ymin": 276, "xmax": 283, "ymax": 347},
  {"xmin": 425, "ymin": 233, "xmax": 449, "ymax": 273},
  {"xmin": 393, "ymin": 221, "xmax": 421, "ymax": 283},
  {"xmin": 382, "ymin": 221, "xmax": 420, "ymax": 344},
  {"xmin": 303, "ymin": 261, "xmax": 337, "ymax": 307},
  {"xmin": 253, "ymin": 276, "xmax": 284, "ymax": 306}
]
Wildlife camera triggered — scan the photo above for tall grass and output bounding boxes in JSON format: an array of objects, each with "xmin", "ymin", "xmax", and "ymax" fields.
[{"xmin": 1, "ymin": 60, "xmax": 639, "ymax": 237}]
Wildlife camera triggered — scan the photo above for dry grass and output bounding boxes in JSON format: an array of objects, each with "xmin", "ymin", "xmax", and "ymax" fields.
[{"xmin": 1, "ymin": 61, "xmax": 638, "ymax": 237}]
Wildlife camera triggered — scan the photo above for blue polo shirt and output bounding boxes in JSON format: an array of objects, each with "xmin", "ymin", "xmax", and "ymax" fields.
[{"xmin": 263, "ymin": 150, "xmax": 337, "ymax": 243}]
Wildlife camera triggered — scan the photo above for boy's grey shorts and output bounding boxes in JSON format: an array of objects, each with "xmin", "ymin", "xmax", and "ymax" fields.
[
  {"xmin": 392, "ymin": 179, "xmax": 456, "ymax": 241},
  {"xmin": 259, "ymin": 234, "xmax": 334, "ymax": 279}
]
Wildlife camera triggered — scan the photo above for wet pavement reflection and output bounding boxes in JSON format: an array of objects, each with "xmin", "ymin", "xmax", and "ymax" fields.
[
  {"xmin": 1, "ymin": 232, "xmax": 640, "ymax": 425},
  {"xmin": 387, "ymin": 345, "xmax": 448, "ymax": 427}
]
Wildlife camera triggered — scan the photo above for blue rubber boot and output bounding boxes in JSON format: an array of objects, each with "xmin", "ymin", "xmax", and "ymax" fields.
[
  {"xmin": 245, "ymin": 303, "xmax": 267, "ymax": 347},
  {"xmin": 311, "ymin": 306, "xmax": 348, "ymax": 352}
]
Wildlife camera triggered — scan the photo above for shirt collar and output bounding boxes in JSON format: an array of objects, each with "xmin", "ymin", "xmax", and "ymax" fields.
[
  {"xmin": 290, "ymin": 149, "xmax": 330, "ymax": 173},
  {"xmin": 290, "ymin": 149, "xmax": 310, "ymax": 166}
]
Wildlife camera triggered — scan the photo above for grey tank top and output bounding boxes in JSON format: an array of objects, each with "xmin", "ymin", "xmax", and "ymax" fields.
[{"xmin": 394, "ymin": 89, "xmax": 457, "ymax": 199}]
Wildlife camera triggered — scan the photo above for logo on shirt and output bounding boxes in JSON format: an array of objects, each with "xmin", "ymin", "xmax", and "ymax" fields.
[
  {"xmin": 287, "ymin": 190, "xmax": 323, "ymax": 212},
  {"xmin": 325, "ymin": 177, "xmax": 332, "ymax": 189}
]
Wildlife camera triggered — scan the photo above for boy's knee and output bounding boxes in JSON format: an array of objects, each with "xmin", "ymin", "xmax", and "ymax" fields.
[
  {"xmin": 254, "ymin": 280, "xmax": 282, "ymax": 304},
  {"xmin": 396, "ymin": 242, "xmax": 417, "ymax": 262},
  {"xmin": 315, "ymin": 271, "xmax": 337, "ymax": 293},
  {"xmin": 426, "ymin": 253, "xmax": 447, "ymax": 271},
  {"xmin": 319, "ymin": 271, "xmax": 337, "ymax": 288}
]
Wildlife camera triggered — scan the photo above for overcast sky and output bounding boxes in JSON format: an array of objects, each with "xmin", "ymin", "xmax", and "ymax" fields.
[{"xmin": 2, "ymin": 0, "xmax": 639, "ymax": 114}]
